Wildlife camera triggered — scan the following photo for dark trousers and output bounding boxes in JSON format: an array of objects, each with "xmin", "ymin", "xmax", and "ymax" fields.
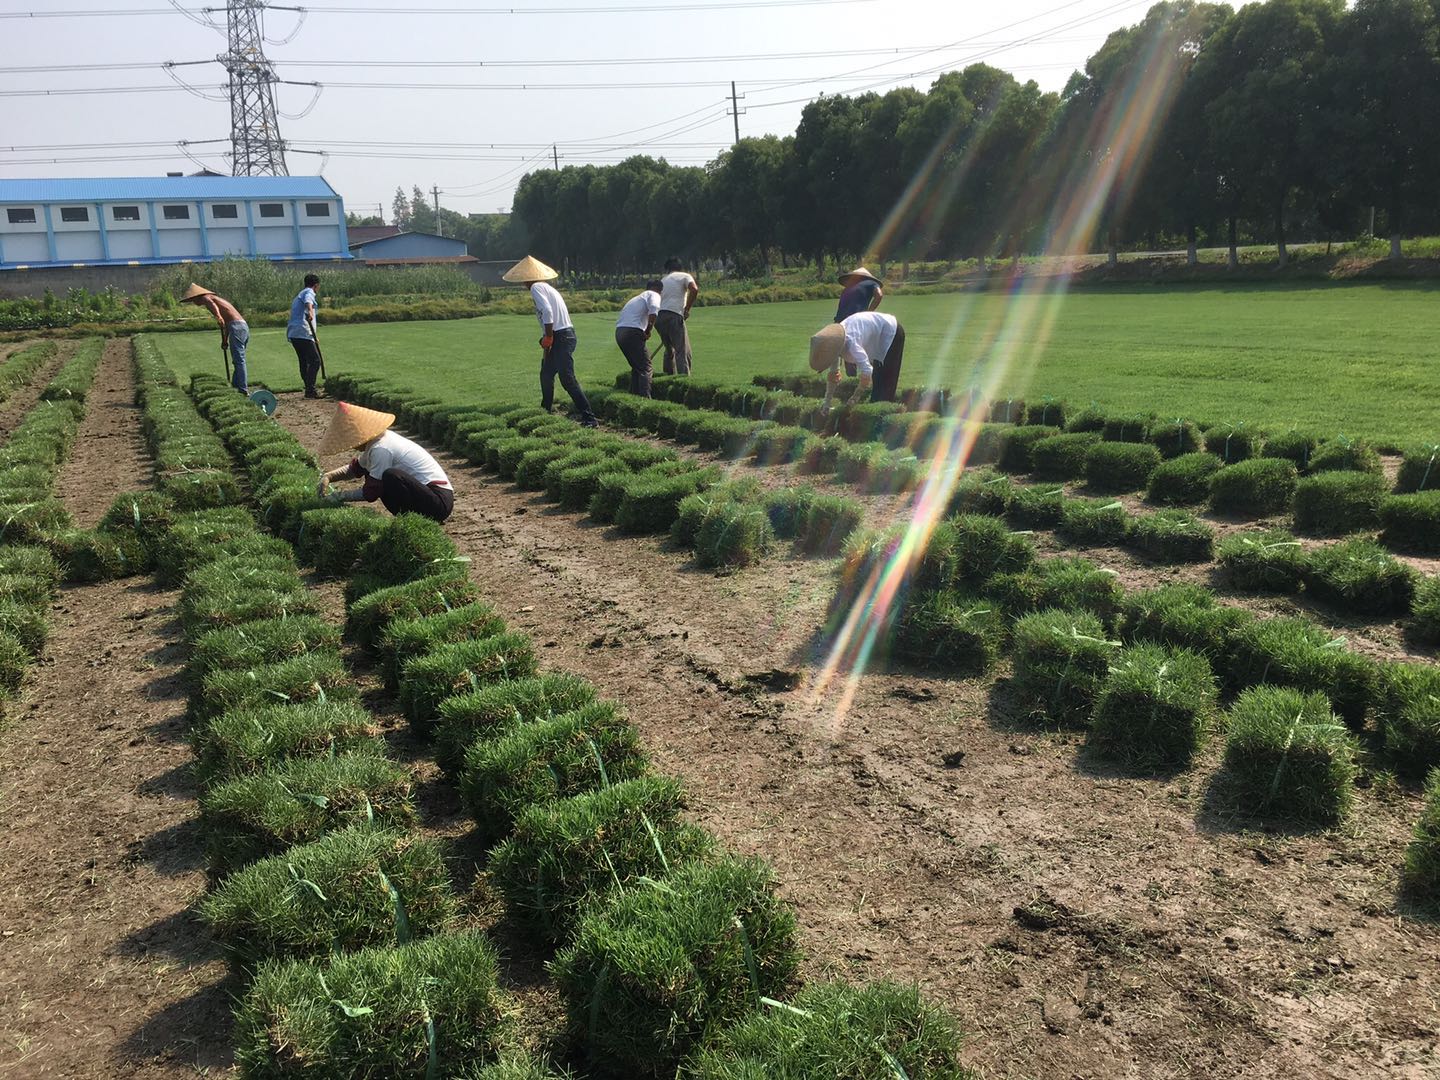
[
  {"xmin": 381, "ymin": 469, "xmax": 454, "ymax": 523},
  {"xmin": 871, "ymin": 323, "xmax": 904, "ymax": 404},
  {"xmin": 541, "ymin": 329, "xmax": 596, "ymax": 425},
  {"xmin": 655, "ymin": 310, "xmax": 691, "ymax": 375},
  {"xmin": 289, "ymin": 337, "xmax": 322, "ymax": 394},
  {"xmin": 616, "ymin": 327, "xmax": 652, "ymax": 397}
]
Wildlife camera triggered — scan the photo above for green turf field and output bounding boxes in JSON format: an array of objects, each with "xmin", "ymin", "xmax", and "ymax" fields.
[{"xmin": 151, "ymin": 282, "xmax": 1440, "ymax": 445}]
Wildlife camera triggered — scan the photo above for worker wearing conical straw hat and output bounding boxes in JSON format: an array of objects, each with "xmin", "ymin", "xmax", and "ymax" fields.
[
  {"xmin": 504, "ymin": 256, "xmax": 598, "ymax": 428},
  {"xmin": 833, "ymin": 267, "xmax": 884, "ymax": 377},
  {"xmin": 180, "ymin": 283, "xmax": 250, "ymax": 395},
  {"xmin": 316, "ymin": 401, "xmax": 455, "ymax": 523},
  {"xmin": 810, "ymin": 309, "xmax": 906, "ymax": 416}
]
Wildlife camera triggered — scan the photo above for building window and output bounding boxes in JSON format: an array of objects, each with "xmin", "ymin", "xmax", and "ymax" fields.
[
  {"xmin": 162, "ymin": 204, "xmax": 190, "ymax": 221},
  {"xmin": 60, "ymin": 206, "xmax": 90, "ymax": 223},
  {"xmin": 6, "ymin": 208, "xmax": 37, "ymax": 225},
  {"xmin": 112, "ymin": 205, "xmax": 141, "ymax": 222},
  {"xmin": 304, "ymin": 202, "xmax": 331, "ymax": 218},
  {"xmin": 211, "ymin": 203, "xmax": 238, "ymax": 220},
  {"xmin": 258, "ymin": 203, "xmax": 285, "ymax": 219}
]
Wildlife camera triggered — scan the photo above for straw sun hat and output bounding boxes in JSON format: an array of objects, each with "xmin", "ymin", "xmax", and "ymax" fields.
[
  {"xmin": 180, "ymin": 282, "xmax": 215, "ymax": 302},
  {"xmin": 502, "ymin": 255, "xmax": 559, "ymax": 283},
  {"xmin": 320, "ymin": 401, "xmax": 395, "ymax": 455},
  {"xmin": 809, "ymin": 322, "xmax": 846, "ymax": 372},
  {"xmin": 839, "ymin": 266, "xmax": 881, "ymax": 286}
]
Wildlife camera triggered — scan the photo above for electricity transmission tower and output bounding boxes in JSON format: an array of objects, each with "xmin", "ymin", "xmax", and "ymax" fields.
[{"xmin": 222, "ymin": 1, "xmax": 289, "ymax": 176}]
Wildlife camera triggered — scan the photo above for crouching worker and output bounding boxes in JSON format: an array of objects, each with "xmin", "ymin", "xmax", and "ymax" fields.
[
  {"xmin": 810, "ymin": 309, "xmax": 905, "ymax": 414},
  {"xmin": 316, "ymin": 401, "xmax": 454, "ymax": 523}
]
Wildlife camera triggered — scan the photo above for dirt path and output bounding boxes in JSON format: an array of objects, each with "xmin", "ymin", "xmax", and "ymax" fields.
[
  {"xmin": 0, "ymin": 345, "xmax": 231, "ymax": 1079},
  {"xmin": 57, "ymin": 340, "xmax": 151, "ymax": 529},
  {"xmin": 0, "ymin": 341, "xmax": 74, "ymax": 442},
  {"xmin": 279, "ymin": 393, "xmax": 1439, "ymax": 1080}
]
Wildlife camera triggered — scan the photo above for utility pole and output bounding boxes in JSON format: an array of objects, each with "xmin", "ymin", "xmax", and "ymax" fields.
[
  {"xmin": 222, "ymin": 0, "xmax": 289, "ymax": 176},
  {"xmin": 553, "ymin": 144, "xmax": 559, "ymax": 170},
  {"xmin": 431, "ymin": 185, "xmax": 442, "ymax": 236},
  {"xmin": 730, "ymin": 81, "xmax": 742, "ymax": 146}
]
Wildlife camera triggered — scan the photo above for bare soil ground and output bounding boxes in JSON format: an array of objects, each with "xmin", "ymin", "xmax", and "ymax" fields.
[
  {"xmin": 0, "ymin": 341, "xmax": 76, "ymax": 442},
  {"xmin": 279, "ymin": 393, "xmax": 1440, "ymax": 1080},
  {"xmin": 0, "ymin": 343, "xmax": 232, "ymax": 1079}
]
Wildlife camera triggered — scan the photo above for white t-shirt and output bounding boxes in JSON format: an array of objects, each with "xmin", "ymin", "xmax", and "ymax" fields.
[
  {"xmin": 529, "ymin": 282, "xmax": 572, "ymax": 332},
  {"xmin": 840, "ymin": 311, "xmax": 899, "ymax": 378},
  {"xmin": 358, "ymin": 430, "xmax": 450, "ymax": 488},
  {"xmin": 659, "ymin": 271, "xmax": 696, "ymax": 314},
  {"xmin": 616, "ymin": 290, "xmax": 660, "ymax": 331}
]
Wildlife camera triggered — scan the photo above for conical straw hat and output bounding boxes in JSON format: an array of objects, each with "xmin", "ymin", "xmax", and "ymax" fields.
[
  {"xmin": 503, "ymin": 255, "xmax": 559, "ymax": 283},
  {"xmin": 838, "ymin": 266, "xmax": 881, "ymax": 286},
  {"xmin": 320, "ymin": 401, "xmax": 395, "ymax": 455},
  {"xmin": 181, "ymin": 282, "xmax": 215, "ymax": 302},
  {"xmin": 809, "ymin": 322, "xmax": 846, "ymax": 372}
]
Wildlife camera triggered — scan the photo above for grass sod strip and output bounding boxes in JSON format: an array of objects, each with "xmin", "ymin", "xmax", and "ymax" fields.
[
  {"xmin": 683, "ymin": 980, "xmax": 969, "ymax": 1080},
  {"xmin": 177, "ymin": 578, "xmax": 321, "ymax": 643},
  {"xmin": 1302, "ymin": 538, "xmax": 1417, "ymax": 616},
  {"xmin": 1207, "ymin": 458, "xmax": 1298, "ymax": 517},
  {"xmin": 459, "ymin": 702, "xmax": 649, "ymax": 846},
  {"xmin": 188, "ymin": 615, "xmax": 340, "ymax": 687},
  {"xmin": 198, "ymin": 825, "xmax": 456, "ymax": 965},
  {"xmin": 296, "ymin": 506, "xmax": 388, "ymax": 577},
  {"xmin": 200, "ymin": 751, "xmax": 417, "ymax": 874},
  {"xmin": 893, "ymin": 590, "xmax": 1006, "ymax": 675},
  {"xmin": 1260, "ymin": 429, "xmax": 1323, "ymax": 471},
  {"xmin": 1117, "ymin": 584, "xmax": 1251, "ymax": 667},
  {"xmin": 233, "ymin": 930, "xmax": 510, "ymax": 1079},
  {"xmin": 192, "ymin": 700, "xmax": 383, "ymax": 787},
  {"xmin": 344, "ymin": 569, "xmax": 481, "ymax": 649},
  {"xmin": 0, "ymin": 598, "xmax": 48, "ymax": 656},
  {"xmin": 693, "ymin": 501, "xmax": 776, "ymax": 568},
  {"xmin": 1224, "ymin": 616, "xmax": 1377, "ymax": 729},
  {"xmin": 397, "ymin": 633, "xmax": 538, "ymax": 736},
  {"xmin": 1379, "ymin": 491, "xmax": 1440, "ymax": 555},
  {"xmin": 1101, "ymin": 413, "xmax": 1151, "ymax": 444},
  {"xmin": 0, "ymin": 543, "xmax": 62, "ymax": 588},
  {"xmin": 1125, "ymin": 509, "xmax": 1215, "ymax": 563},
  {"xmin": 1412, "ymin": 576, "xmax": 1440, "ymax": 646},
  {"xmin": 1218, "ymin": 529, "xmax": 1308, "ymax": 593},
  {"xmin": 355, "ymin": 512, "xmax": 468, "ymax": 592},
  {"xmin": 378, "ymin": 601, "xmax": 507, "ymax": 690},
  {"xmin": 1057, "ymin": 498, "xmax": 1131, "ymax": 547},
  {"xmin": 0, "ymin": 341, "xmax": 57, "ymax": 401},
  {"xmin": 795, "ymin": 493, "xmax": 864, "ymax": 556},
  {"xmin": 1395, "ymin": 444, "xmax": 1440, "ymax": 494},
  {"xmin": 945, "ymin": 514, "xmax": 1035, "ymax": 585},
  {"xmin": 1371, "ymin": 662, "xmax": 1440, "ymax": 776},
  {"xmin": 552, "ymin": 856, "xmax": 801, "ymax": 1077},
  {"xmin": 984, "ymin": 555, "xmax": 1122, "ymax": 624},
  {"xmin": 996, "ymin": 424, "xmax": 1060, "ymax": 473},
  {"xmin": 1292, "ymin": 471, "xmax": 1387, "ymax": 535},
  {"xmin": 1005, "ymin": 482, "xmax": 1066, "ymax": 528},
  {"xmin": 1146, "ymin": 418, "xmax": 1204, "ymax": 459},
  {"xmin": 1084, "ymin": 441, "xmax": 1162, "ymax": 493},
  {"xmin": 1145, "ymin": 451, "xmax": 1224, "ymax": 506},
  {"xmin": 191, "ymin": 650, "xmax": 358, "ymax": 722},
  {"xmin": 433, "ymin": 674, "xmax": 599, "ymax": 778},
  {"xmin": 1307, "ymin": 436, "xmax": 1382, "ymax": 474},
  {"xmin": 1204, "ymin": 423, "xmax": 1260, "ymax": 463},
  {"xmin": 488, "ymin": 774, "xmax": 716, "ymax": 944},
  {"xmin": 1087, "ymin": 643, "xmax": 1217, "ymax": 770},
  {"xmin": 1402, "ymin": 769, "xmax": 1440, "ymax": 903},
  {"xmin": 1220, "ymin": 687, "xmax": 1358, "ymax": 826},
  {"xmin": 1009, "ymin": 608, "xmax": 1120, "ymax": 727}
]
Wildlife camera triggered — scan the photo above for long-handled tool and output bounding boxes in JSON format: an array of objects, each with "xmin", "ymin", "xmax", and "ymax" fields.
[
  {"xmin": 310, "ymin": 321, "xmax": 328, "ymax": 386},
  {"xmin": 222, "ymin": 341, "xmax": 232, "ymax": 386}
]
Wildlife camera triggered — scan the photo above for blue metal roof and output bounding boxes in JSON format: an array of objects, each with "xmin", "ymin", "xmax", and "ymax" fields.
[{"xmin": 0, "ymin": 175, "xmax": 341, "ymax": 203}]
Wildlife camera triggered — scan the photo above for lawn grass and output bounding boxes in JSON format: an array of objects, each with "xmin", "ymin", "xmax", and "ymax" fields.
[{"xmin": 151, "ymin": 283, "xmax": 1440, "ymax": 444}]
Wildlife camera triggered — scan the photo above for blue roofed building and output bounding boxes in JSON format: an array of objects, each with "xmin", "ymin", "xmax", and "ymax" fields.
[{"xmin": 0, "ymin": 175, "xmax": 352, "ymax": 270}]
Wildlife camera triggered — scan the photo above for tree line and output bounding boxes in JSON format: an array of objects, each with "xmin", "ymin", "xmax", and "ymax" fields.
[{"xmin": 501, "ymin": 0, "xmax": 1440, "ymax": 275}]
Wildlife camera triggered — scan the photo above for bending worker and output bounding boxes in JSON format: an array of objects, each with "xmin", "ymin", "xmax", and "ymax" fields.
[
  {"xmin": 181, "ymin": 283, "xmax": 249, "ymax": 394},
  {"xmin": 656, "ymin": 257, "xmax": 699, "ymax": 375},
  {"xmin": 810, "ymin": 309, "xmax": 906, "ymax": 413},
  {"xmin": 504, "ymin": 255, "xmax": 598, "ymax": 427},
  {"xmin": 615, "ymin": 279, "xmax": 662, "ymax": 397},
  {"xmin": 287, "ymin": 273, "xmax": 323, "ymax": 399},
  {"xmin": 317, "ymin": 401, "xmax": 455, "ymax": 523},
  {"xmin": 834, "ymin": 266, "xmax": 884, "ymax": 377}
]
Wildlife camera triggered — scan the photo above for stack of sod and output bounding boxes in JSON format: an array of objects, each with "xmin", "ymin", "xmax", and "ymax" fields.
[
  {"xmin": 1292, "ymin": 471, "xmax": 1387, "ymax": 535},
  {"xmin": 350, "ymin": 511, "xmax": 468, "ymax": 601},
  {"xmin": 985, "ymin": 555, "xmax": 1121, "ymax": 624},
  {"xmin": 1147, "ymin": 419, "xmax": 1204, "ymax": 459},
  {"xmin": 1261, "ymin": 429, "xmax": 1322, "ymax": 472},
  {"xmin": 997, "ymin": 424, "xmax": 1061, "ymax": 473},
  {"xmin": 1102, "ymin": 413, "xmax": 1151, "ymax": 444},
  {"xmin": 191, "ymin": 700, "xmax": 382, "ymax": 786},
  {"xmin": 1008, "ymin": 609, "xmax": 1119, "ymax": 726},
  {"xmin": 1088, "ymin": 643, "xmax": 1217, "ymax": 770},
  {"xmin": 1085, "ymin": 441, "xmax": 1162, "ymax": 493},
  {"xmin": 435, "ymin": 674, "xmax": 601, "ymax": 777},
  {"xmin": 1225, "ymin": 616, "xmax": 1377, "ymax": 729},
  {"xmin": 1302, "ymin": 538, "xmax": 1416, "ymax": 615},
  {"xmin": 1371, "ymin": 662, "xmax": 1440, "ymax": 776},
  {"xmin": 398, "ymin": 633, "xmax": 538, "ymax": 735},
  {"xmin": 1395, "ymin": 444, "xmax": 1440, "ymax": 494},
  {"xmin": 1307, "ymin": 436, "xmax": 1382, "ymax": 475},
  {"xmin": 1204, "ymin": 423, "xmax": 1259, "ymax": 463},
  {"xmin": 894, "ymin": 590, "xmax": 1005, "ymax": 674},
  {"xmin": 1402, "ymin": 770, "xmax": 1440, "ymax": 901},
  {"xmin": 1207, "ymin": 458, "xmax": 1297, "ymax": 517},
  {"xmin": 377, "ymin": 600, "xmax": 507, "ymax": 689},
  {"xmin": 296, "ymin": 506, "xmax": 387, "ymax": 576},
  {"xmin": 1218, "ymin": 529, "xmax": 1308, "ymax": 593},
  {"xmin": 344, "ymin": 570, "xmax": 481, "ymax": 649},
  {"xmin": 1146, "ymin": 452, "xmax": 1224, "ymax": 506},
  {"xmin": 0, "ymin": 340, "xmax": 57, "ymax": 401},
  {"xmin": 1005, "ymin": 482, "xmax": 1067, "ymax": 527},
  {"xmin": 1380, "ymin": 491, "xmax": 1440, "ymax": 554},
  {"xmin": 1221, "ymin": 687, "xmax": 1357, "ymax": 825},
  {"xmin": 1126, "ymin": 509, "xmax": 1215, "ymax": 563},
  {"xmin": 946, "ymin": 469, "xmax": 1014, "ymax": 518},
  {"xmin": 1057, "ymin": 498, "xmax": 1130, "ymax": 546},
  {"xmin": 1118, "ymin": 584, "xmax": 1248, "ymax": 673}
]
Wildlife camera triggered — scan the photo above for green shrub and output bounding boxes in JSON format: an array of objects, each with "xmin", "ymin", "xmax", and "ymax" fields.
[
  {"xmin": 1102, "ymin": 414, "xmax": 1150, "ymax": 444},
  {"xmin": 378, "ymin": 601, "xmax": 507, "ymax": 689},
  {"xmin": 1204, "ymin": 423, "xmax": 1259, "ymax": 463},
  {"xmin": 356, "ymin": 513, "xmax": 463, "ymax": 586},
  {"xmin": 695, "ymin": 502, "xmax": 776, "ymax": 568},
  {"xmin": 1380, "ymin": 492, "xmax": 1440, "ymax": 554},
  {"xmin": 1402, "ymin": 769, "xmax": 1440, "ymax": 901},
  {"xmin": 1147, "ymin": 419, "xmax": 1203, "ymax": 459},
  {"xmin": 893, "ymin": 591, "xmax": 1004, "ymax": 675},
  {"xmin": 1226, "ymin": 617, "xmax": 1377, "ymax": 728},
  {"xmin": 1004, "ymin": 482, "xmax": 1066, "ymax": 527},
  {"xmin": 488, "ymin": 774, "xmax": 715, "ymax": 943},
  {"xmin": 1307, "ymin": 436, "xmax": 1382, "ymax": 474},
  {"xmin": 1009, "ymin": 609, "xmax": 1118, "ymax": 726},
  {"xmin": 1146, "ymin": 452, "xmax": 1223, "ymax": 506},
  {"xmin": 1372, "ymin": 662, "xmax": 1440, "ymax": 775},
  {"xmin": 1030, "ymin": 432, "xmax": 1099, "ymax": 480},
  {"xmin": 1292, "ymin": 471, "xmax": 1386, "ymax": 535},
  {"xmin": 553, "ymin": 857, "xmax": 799, "ymax": 1077},
  {"xmin": 1222, "ymin": 687, "xmax": 1357, "ymax": 825},
  {"xmin": 684, "ymin": 980, "xmax": 967, "ymax": 1080},
  {"xmin": 1412, "ymin": 577, "xmax": 1440, "ymax": 645},
  {"xmin": 434, "ymin": 674, "xmax": 598, "ymax": 778},
  {"xmin": 1088, "ymin": 643, "xmax": 1216, "ymax": 770},
  {"xmin": 190, "ymin": 615, "xmax": 340, "ymax": 686},
  {"xmin": 1085, "ymin": 441, "xmax": 1161, "ymax": 493},
  {"xmin": 1303, "ymin": 538, "xmax": 1416, "ymax": 615},
  {"xmin": 459, "ymin": 703, "xmax": 649, "ymax": 845},
  {"xmin": 1261, "ymin": 430, "xmax": 1323, "ymax": 472},
  {"xmin": 199, "ymin": 826, "xmax": 455, "ymax": 964},
  {"xmin": 344, "ymin": 570, "xmax": 480, "ymax": 649},
  {"xmin": 985, "ymin": 556, "xmax": 1120, "ymax": 623},
  {"xmin": 946, "ymin": 469, "xmax": 1012, "ymax": 517},
  {"xmin": 1117, "ymin": 584, "xmax": 1248, "ymax": 667},
  {"xmin": 398, "ymin": 633, "xmax": 538, "ymax": 736},
  {"xmin": 1207, "ymin": 458, "xmax": 1297, "ymax": 517},
  {"xmin": 797, "ymin": 494, "xmax": 863, "ymax": 556},
  {"xmin": 1057, "ymin": 498, "xmax": 1130, "ymax": 546},
  {"xmin": 193, "ymin": 701, "xmax": 381, "ymax": 787},
  {"xmin": 297, "ymin": 507, "xmax": 387, "ymax": 577},
  {"xmin": 193, "ymin": 651, "xmax": 356, "ymax": 721},
  {"xmin": 1218, "ymin": 529, "xmax": 1308, "ymax": 593},
  {"xmin": 997, "ymin": 424, "xmax": 1060, "ymax": 473},
  {"xmin": 1395, "ymin": 444, "xmax": 1440, "ymax": 493},
  {"xmin": 201, "ymin": 752, "xmax": 416, "ymax": 874},
  {"xmin": 1127, "ymin": 509, "xmax": 1215, "ymax": 563}
]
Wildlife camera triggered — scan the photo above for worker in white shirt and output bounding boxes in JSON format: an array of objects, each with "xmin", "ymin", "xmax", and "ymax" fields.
[
  {"xmin": 614, "ymin": 279, "xmax": 662, "ymax": 397},
  {"xmin": 656, "ymin": 257, "xmax": 699, "ymax": 375},
  {"xmin": 503, "ymin": 255, "xmax": 598, "ymax": 427},
  {"xmin": 808, "ymin": 310, "xmax": 906, "ymax": 414},
  {"xmin": 317, "ymin": 402, "xmax": 455, "ymax": 522}
]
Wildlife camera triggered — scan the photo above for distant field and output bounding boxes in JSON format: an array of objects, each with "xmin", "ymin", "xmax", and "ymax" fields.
[{"xmin": 153, "ymin": 281, "xmax": 1440, "ymax": 445}]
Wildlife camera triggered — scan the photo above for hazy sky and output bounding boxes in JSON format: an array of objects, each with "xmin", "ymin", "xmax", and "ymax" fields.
[{"xmin": 2, "ymin": 0, "xmax": 1166, "ymax": 217}]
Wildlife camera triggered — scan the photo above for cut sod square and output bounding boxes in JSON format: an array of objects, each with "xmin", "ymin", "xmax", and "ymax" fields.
[
  {"xmin": 1126, "ymin": 509, "xmax": 1215, "ymax": 563},
  {"xmin": 684, "ymin": 979, "xmax": 967, "ymax": 1080},
  {"xmin": 198, "ymin": 826, "xmax": 456, "ymax": 964},
  {"xmin": 1085, "ymin": 441, "xmax": 1162, "ymax": 493},
  {"xmin": 1380, "ymin": 492, "xmax": 1440, "ymax": 554},
  {"xmin": 434, "ymin": 673, "xmax": 598, "ymax": 778},
  {"xmin": 1147, "ymin": 419, "xmax": 1203, "ymax": 459},
  {"xmin": 1088, "ymin": 643, "xmax": 1217, "ymax": 770},
  {"xmin": 487, "ymin": 774, "xmax": 715, "ymax": 943},
  {"xmin": 751, "ymin": 424, "xmax": 816, "ymax": 467},
  {"xmin": 987, "ymin": 398, "xmax": 1026, "ymax": 424},
  {"xmin": 997, "ymin": 424, "xmax": 1061, "ymax": 474},
  {"xmin": 344, "ymin": 570, "xmax": 480, "ymax": 650},
  {"xmin": 616, "ymin": 471, "xmax": 715, "ymax": 535},
  {"xmin": 1411, "ymin": 576, "xmax": 1440, "ymax": 646},
  {"xmin": 1009, "ymin": 608, "xmax": 1119, "ymax": 726},
  {"xmin": 378, "ymin": 601, "xmax": 507, "ymax": 689},
  {"xmin": 1064, "ymin": 405, "xmax": 1107, "ymax": 434},
  {"xmin": 946, "ymin": 469, "xmax": 1013, "ymax": 517},
  {"xmin": 552, "ymin": 856, "xmax": 800, "ymax": 1077},
  {"xmin": 985, "ymin": 556, "xmax": 1121, "ymax": 623},
  {"xmin": 560, "ymin": 460, "xmax": 629, "ymax": 513},
  {"xmin": 192, "ymin": 701, "xmax": 382, "ymax": 787},
  {"xmin": 200, "ymin": 751, "xmax": 416, "ymax": 874},
  {"xmin": 1218, "ymin": 529, "xmax": 1308, "ymax": 593},
  {"xmin": 459, "ymin": 702, "xmax": 649, "ymax": 846},
  {"xmin": 1302, "ymin": 538, "xmax": 1417, "ymax": 616},
  {"xmin": 1117, "ymin": 584, "xmax": 1248, "ymax": 667},
  {"xmin": 763, "ymin": 484, "xmax": 817, "ymax": 540},
  {"xmin": 695, "ymin": 502, "xmax": 776, "ymax": 568},
  {"xmin": 945, "ymin": 513, "xmax": 1035, "ymax": 584},
  {"xmin": 1221, "ymin": 687, "xmax": 1357, "ymax": 825},
  {"xmin": 192, "ymin": 651, "xmax": 357, "ymax": 722},
  {"xmin": 1146, "ymin": 452, "xmax": 1223, "ymax": 506},
  {"xmin": 1401, "ymin": 769, "xmax": 1440, "ymax": 902},
  {"xmin": 515, "ymin": 444, "xmax": 576, "ymax": 490},
  {"xmin": 1204, "ymin": 423, "xmax": 1259, "ymax": 464},
  {"xmin": 1004, "ymin": 483, "xmax": 1066, "ymax": 528},
  {"xmin": 797, "ymin": 435, "xmax": 848, "ymax": 475},
  {"xmin": 0, "ymin": 629, "xmax": 29, "ymax": 701},
  {"xmin": 398, "ymin": 633, "xmax": 538, "ymax": 737},
  {"xmin": 1395, "ymin": 445, "xmax": 1440, "ymax": 494},
  {"xmin": 543, "ymin": 449, "xmax": 608, "ymax": 499},
  {"xmin": 1307, "ymin": 437, "xmax": 1382, "ymax": 475},
  {"xmin": 356, "ymin": 513, "xmax": 464, "ymax": 587},
  {"xmin": 1261, "ymin": 430, "xmax": 1323, "ymax": 472},
  {"xmin": 1030, "ymin": 432, "xmax": 1100, "ymax": 481},
  {"xmin": 1057, "ymin": 498, "xmax": 1131, "ymax": 547},
  {"xmin": 1025, "ymin": 398, "xmax": 1067, "ymax": 428},
  {"xmin": 835, "ymin": 441, "xmax": 890, "ymax": 485},
  {"xmin": 179, "ymin": 579, "xmax": 319, "ymax": 643},
  {"xmin": 0, "ymin": 544, "xmax": 62, "ymax": 589},
  {"xmin": 296, "ymin": 506, "xmax": 386, "ymax": 577},
  {"xmin": 1207, "ymin": 458, "xmax": 1298, "ymax": 518},
  {"xmin": 1292, "ymin": 471, "xmax": 1387, "ymax": 535},
  {"xmin": 796, "ymin": 494, "xmax": 864, "ymax": 556},
  {"xmin": 189, "ymin": 615, "xmax": 341, "ymax": 687},
  {"xmin": 1372, "ymin": 661, "xmax": 1440, "ymax": 776},
  {"xmin": 1101, "ymin": 414, "xmax": 1151, "ymax": 444},
  {"xmin": 894, "ymin": 590, "xmax": 1005, "ymax": 675},
  {"xmin": 672, "ymin": 487, "xmax": 748, "ymax": 550},
  {"xmin": 866, "ymin": 450, "xmax": 924, "ymax": 495},
  {"xmin": 1225, "ymin": 617, "xmax": 1377, "ymax": 729}
]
